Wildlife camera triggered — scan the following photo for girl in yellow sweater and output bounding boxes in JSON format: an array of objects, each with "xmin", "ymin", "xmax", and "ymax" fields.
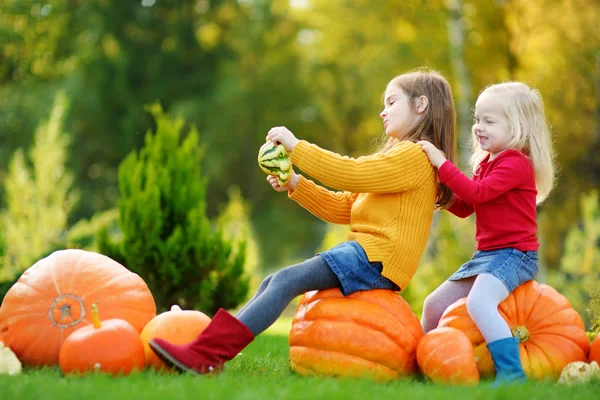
[{"xmin": 150, "ymin": 69, "xmax": 457, "ymax": 375}]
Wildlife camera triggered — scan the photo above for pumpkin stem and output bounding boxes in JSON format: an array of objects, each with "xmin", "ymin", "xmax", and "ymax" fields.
[
  {"xmin": 511, "ymin": 325, "xmax": 529, "ymax": 342},
  {"xmin": 91, "ymin": 302, "xmax": 102, "ymax": 329}
]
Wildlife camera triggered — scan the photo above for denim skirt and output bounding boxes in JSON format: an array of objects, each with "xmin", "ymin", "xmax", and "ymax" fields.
[
  {"xmin": 319, "ymin": 241, "xmax": 400, "ymax": 296},
  {"xmin": 448, "ymin": 248, "xmax": 538, "ymax": 293}
]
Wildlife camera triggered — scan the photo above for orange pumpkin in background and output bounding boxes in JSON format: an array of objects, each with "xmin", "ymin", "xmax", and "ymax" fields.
[
  {"xmin": 438, "ymin": 280, "xmax": 589, "ymax": 380},
  {"xmin": 589, "ymin": 335, "xmax": 600, "ymax": 364},
  {"xmin": 289, "ymin": 288, "xmax": 423, "ymax": 382},
  {"xmin": 416, "ymin": 327, "xmax": 479, "ymax": 385},
  {"xmin": 140, "ymin": 305, "xmax": 211, "ymax": 370},
  {"xmin": 0, "ymin": 249, "xmax": 156, "ymax": 367},
  {"xmin": 59, "ymin": 303, "xmax": 145, "ymax": 376}
]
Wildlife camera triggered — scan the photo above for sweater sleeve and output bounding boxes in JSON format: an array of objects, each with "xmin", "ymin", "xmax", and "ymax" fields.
[
  {"xmin": 437, "ymin": 154, "xmax": 526, "ymax": 205},
  {"xmin": 290, "ymin": 140, "xmax": 432, "ymax": 193},
  {"xmin": 288, "ymin": 175, "xmax": 358, "ymax": 224},
  {"xmin": 447, "ymin": 196, "xmax": 475, "ymax": 218}
]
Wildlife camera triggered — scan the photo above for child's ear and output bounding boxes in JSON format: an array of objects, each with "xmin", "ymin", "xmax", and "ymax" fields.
[{"xmin": 416, "ymin": 95, "xmax": 429, "ymax": 114}]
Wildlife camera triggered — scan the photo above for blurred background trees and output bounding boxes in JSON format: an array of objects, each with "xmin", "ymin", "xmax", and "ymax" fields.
[{"xmin": 0, "ymin": 0, "xmax": 598, "ymax": 326}]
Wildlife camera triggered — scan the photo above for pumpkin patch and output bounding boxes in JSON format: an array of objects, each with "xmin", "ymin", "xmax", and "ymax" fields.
[
  {"xmin": 437, "ymin": 280, "xmax": 590, "ymax": 380},
  {"xmin": 0, "ymin": 249, "xmax": 156, "ymax": 367},
  {"xmin": 289, "ymin": 288, "xmax": 423, "ymax": 382}
]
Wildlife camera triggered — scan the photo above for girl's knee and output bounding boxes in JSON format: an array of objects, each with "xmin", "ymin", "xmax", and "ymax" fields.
[
  {"xmin": 423, "ymin": 294, "xmax": 445, "ymax": 316},
  {"xmin": 466, "ymin": 293, "xmax": 494, "ymax": 321}
]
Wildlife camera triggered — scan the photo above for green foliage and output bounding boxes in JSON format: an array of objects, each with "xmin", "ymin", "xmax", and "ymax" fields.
[
  {"xmin": 98, "ymin": 103, "xmax": 249, "ymax": 315},
  {"xmin": 0, "ymin": 0, "xmax": 597, "ymax": 296},
  {"xmin": 549, "ymin": 190, "xmax": 600, "ymax": 328},
  {"xmin": 586, "ymin": 276, "xmax": 600, "ymax": 336},
  {"xmin": 65, "ymin": 209, "xmax": 119, "ymax": 251},
  {"xmin": 216, "ymin": 186, "xmax": 262, "ymax": 298},
  {"xmin": 0, "ymin": 92, "xmax": 78, "ymax": 280}
]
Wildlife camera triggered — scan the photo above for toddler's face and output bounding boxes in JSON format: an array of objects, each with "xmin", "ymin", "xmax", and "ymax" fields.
[{"xmin": 472, "ymin": 92, "xmax": 512, "ymax": 160}]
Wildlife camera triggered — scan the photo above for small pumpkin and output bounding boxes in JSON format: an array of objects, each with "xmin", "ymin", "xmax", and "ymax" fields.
[
  {"xmin": 0, "ymin": 341, "xmax": 22, "ymax": 376},
  {"xmin": 438, "ymin": 280, "xmax": 590, "ymax": 380},
  {"xmin": 590, "ymin": 334, "xmax": 600, "ymax": 364},
  {"xmin": 416, "ymin": 327, "xmax": 479, "ymax": 385},
  {"xmin": 59, "ymin": 303, "xmax": 145, "ymax": 376},
  {"xmin": 140, "ymin": 305, "xmax": 211, "ymax": 370},
  {"xmin": 289, "ymin": 288, "xmax": 423, "ymax": 382},
  {"xmin": 257, "ymin": 141, "xmax": 292, "ymax": 186},
  {"xmin": 0, "ymin": 249, "xmax": 156, "ymax": 367},
  {"xmin": 558, "ymin": 361, "xmax": 600, "ymax": 385}
]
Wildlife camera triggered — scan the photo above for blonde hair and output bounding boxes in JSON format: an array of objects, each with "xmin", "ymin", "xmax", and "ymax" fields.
[
  {"xmin": 469, "ymin": 82, "xmax": 556, "ymax": 204},
  {"xmin": 379, "ymin": 68, "xmax": 457, "ymax": 209}
]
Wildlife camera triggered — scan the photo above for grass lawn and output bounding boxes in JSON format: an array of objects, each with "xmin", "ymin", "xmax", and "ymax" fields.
[{"xmin": 1, "ymin": 317, "xmax": 598, "ymax": 400}]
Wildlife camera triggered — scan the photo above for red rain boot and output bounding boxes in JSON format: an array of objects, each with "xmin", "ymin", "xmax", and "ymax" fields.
[{"xmin": 149, "ymin": 308, "xmax": 255, "ymax": 375}]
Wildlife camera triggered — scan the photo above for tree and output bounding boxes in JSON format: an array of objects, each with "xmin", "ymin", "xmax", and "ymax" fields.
[
  {"xmin": 98, "ymin": 103, "xmax": 249, "ymax": 314},
  {"xmin": 549, "ymin": 191, "xmax": 600, "ymax": 328},
  {"xmin": 1, "ymin": 92, "xmax": 78, "ymax": 280}
]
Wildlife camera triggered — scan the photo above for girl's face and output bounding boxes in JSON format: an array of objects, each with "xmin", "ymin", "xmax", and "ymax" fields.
[
  {"xmin": 473, "ymin": 92, "xmax": 512, "ymax": 160},
  {"xmin": 380, "ymin": 85, "xmax": 417, "ymax": 139}
]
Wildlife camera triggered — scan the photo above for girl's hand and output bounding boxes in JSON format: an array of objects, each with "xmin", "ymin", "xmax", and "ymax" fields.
[
  {"xmin": 417, "ymin": 140, "xmax": 447, "ymax": 168},
  {"xmin": 267, "ymin": 126, "xmax": 300, "ymax": 152},
  {"xmin": 266, "ymin": 172, "xmax": 300, "ymax": 192}
]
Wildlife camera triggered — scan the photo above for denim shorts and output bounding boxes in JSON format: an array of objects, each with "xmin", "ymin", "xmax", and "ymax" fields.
[
  {"xmin": 448, "ymin": 248, "xmax": 538, "ymax": 293},
  {"xmin": 319, "ymin": 241, "xmax": 400, "ymax": 296}
]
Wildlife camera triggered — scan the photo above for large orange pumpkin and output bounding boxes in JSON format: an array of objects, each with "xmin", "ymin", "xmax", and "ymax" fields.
[
  {"xmin": 589, "ymin": 335, "xmax": 600, "ymax": 364},
  {"xmin": 59, "ymin": 303, "xmax": 145, "ymax": 376},
  {"xmin": 0, "ymin": 249, "xmax": 156, "ymax": 367},
  {"xmin": 416, "ymin": 327, "xmax": 479, "ymax": 385},
  {"xmin": 140, "ymin": 305, "xmax": 211, "ymax": 370},
  {"xmin": 438, "ymin": 280, "xmax": 589, "ymax": 380},
  {"xmin": 289, "ymin": 288, "xmax": 423, "ymax": 382}
]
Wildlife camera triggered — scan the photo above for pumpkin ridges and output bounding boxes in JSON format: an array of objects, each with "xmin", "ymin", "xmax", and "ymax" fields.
[
  {"xmin": 290, "ymin": 320, "xmax": 411, "ymax": 372},
  {"xmin": 530, "ymin": 334, "xmax": 589, "ymax": 370},
  {"xmin": 290, "ymin": 288, "xmax": 422, "ymax": 380},
  {"xmin": 290, "ymin": 346, "xmax": 400, "ymax": 381},
  {"xmin": 294, "ymin": 298, "xmax": 419, "ymax": 354},
  {"xmin": 21, "ymin": 323, "xmax": 62, "ymax": 367},
  {"xmin": 79, "ymin": 272, "xmax": 139, "ymax": 300},
  {"xmin": 348, "ymin": 291, "xmax": 423, "ymax": 344},
  {"xmin": 297, "ymin": 289, "xmax": 423, "ymax": 345}
]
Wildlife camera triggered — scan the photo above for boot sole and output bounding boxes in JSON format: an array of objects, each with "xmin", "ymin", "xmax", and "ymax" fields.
[{"xmin": 148, "ymin": 340, "xmax": 200, "ymax": 376}]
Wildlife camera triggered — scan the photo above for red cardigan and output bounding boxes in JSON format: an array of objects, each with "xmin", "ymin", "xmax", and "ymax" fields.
[{"xmin": 438, "ymin": 150, "xmax": 538, "ymax": 251}]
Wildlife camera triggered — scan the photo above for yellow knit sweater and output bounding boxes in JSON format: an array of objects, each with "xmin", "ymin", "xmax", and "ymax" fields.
[{"xmin": 288, "ymin": 140, "xmax": 436, "ymax": 290}]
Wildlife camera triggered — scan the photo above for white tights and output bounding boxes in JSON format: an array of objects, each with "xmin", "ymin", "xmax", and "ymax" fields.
[{"xmin": 421, "ymin": 274, "xmax": 512, "ymax": 344}]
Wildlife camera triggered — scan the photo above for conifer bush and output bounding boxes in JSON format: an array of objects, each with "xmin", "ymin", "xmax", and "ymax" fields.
[{"xmin": 98, "ymin": 103, "xmax": 249, "ymax": 315}]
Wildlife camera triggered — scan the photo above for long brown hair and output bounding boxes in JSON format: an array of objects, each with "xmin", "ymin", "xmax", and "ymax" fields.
[{"xmin": 380, "ymin": 68, "xmax": 457, "ymax": 209}]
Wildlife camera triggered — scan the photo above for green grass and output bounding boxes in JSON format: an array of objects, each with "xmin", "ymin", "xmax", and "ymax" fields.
[{"xmin": 1, "ymin": 320, "xmax": 598, "ymax": 400}]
